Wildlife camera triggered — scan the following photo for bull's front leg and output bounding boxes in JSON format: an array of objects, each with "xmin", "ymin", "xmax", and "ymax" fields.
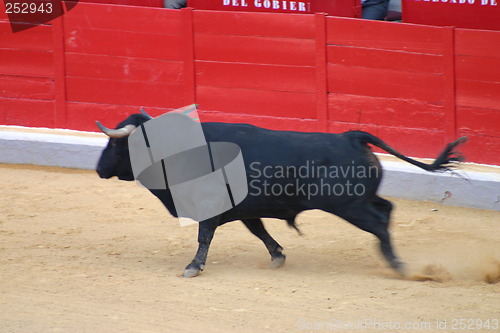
[{"xmin": 183, "ymin": 218, "xmax": 219, "ymax": 278}]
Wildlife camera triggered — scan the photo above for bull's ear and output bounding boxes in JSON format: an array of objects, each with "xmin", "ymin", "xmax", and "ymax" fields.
[
  {"xmin": 140, "ymin": 108, "xmax": 153, "ymax": 120},
  {"xmin": 96, "ymin": 121, "xmax": 136, "ymax": 138}
]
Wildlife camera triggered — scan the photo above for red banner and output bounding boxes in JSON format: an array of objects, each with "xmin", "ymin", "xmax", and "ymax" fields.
[
  {"xmin": 403, "ymin": 0, "xmax": 500, "ymax": 31},
  {"xmin": 187, "ymin": 0, "xmax": 361, "ymax": 17}
]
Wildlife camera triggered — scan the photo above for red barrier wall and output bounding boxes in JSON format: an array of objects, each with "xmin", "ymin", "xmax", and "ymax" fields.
[{"xmin": 0, "ymin": 3, "xmax": 499, "ymax": 164}]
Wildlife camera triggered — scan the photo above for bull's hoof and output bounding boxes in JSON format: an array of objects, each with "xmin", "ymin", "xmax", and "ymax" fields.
[
  {"xmin": 390, "ymin": 259, "xmax": 406, "ymax": 276},
  {"xmin": 271, "ymin": 254, "xmax": 286, "ymax": 268},
  {"xmin": 183, "ymin": 267, "xmax": 201, "ymax": 278},
  {"xmin": 183, "ymin": 262, "xmax": 203, "ymax": 278}
]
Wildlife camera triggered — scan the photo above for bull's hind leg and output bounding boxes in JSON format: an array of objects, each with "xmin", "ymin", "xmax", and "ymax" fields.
[
  {"xmin": 241, "ymin": 218, "xmax": 286, "ymax": 268},
  {"xmin": 370, "ymin": 196, "xmax": 405, "ymax": 273},
  {"xmin": 372, "ymin": 196, "xmax": 393, "ymax": 224},
  {"xmin": 334, "ymin": 200, "xmax": 405, "ymax": 275},
  {"xmin": 183, "ymin": 217, "xmax": 219, "ymax": 278}
]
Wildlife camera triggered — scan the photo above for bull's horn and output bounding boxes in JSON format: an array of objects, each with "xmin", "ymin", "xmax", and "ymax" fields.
[
  {"xmin": 96, "ymin": 121, "xmax": 136, "ymax": 138},
  {"xmin": 140, "ymin": 108, "xmax": 153, "ymax": 119}
]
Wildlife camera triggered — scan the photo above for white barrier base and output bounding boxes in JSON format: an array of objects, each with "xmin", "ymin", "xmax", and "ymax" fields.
[{"xmin": 1, "ymin": 126, "xmax": 498, "ymax": 211}]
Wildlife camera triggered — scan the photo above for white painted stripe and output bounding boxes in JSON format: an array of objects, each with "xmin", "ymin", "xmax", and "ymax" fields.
[{"xmin": 1, "ymin": 126, "xmax": 498, "ymax": 211}]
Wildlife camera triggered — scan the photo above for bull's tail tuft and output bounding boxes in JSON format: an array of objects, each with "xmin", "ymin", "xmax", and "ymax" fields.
[
  {"xmin": 347, "ymin": 131, "xmax": 468, "ymax": 173},
  {"xmin": 428, "ymin": 136, "xmax": 468, "ymax": 172}
]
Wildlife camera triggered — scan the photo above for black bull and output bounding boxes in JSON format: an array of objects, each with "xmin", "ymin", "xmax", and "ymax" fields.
[{"xmin": 96, "ymin": 113, "xmax": 467, "ymax": 277}]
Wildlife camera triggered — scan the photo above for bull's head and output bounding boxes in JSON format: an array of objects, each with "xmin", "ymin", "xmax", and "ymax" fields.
[{"xmin": 95, "ymin": 110, "xmax": 153, "ymax": 180}]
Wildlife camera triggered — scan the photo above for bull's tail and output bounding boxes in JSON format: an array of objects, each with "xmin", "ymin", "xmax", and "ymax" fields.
[
  {"xmin": 286, "ymin": 218, "xmax": 303, "ymax": 236},
  {"xmin": 347, "ymin": 131, "xmax": 468, "ymax": 172}
]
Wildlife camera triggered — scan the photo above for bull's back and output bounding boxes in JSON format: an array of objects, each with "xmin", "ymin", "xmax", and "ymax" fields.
[{"xmin": 202, "ymin": 122, "xmax": 368, "ymax": 164}]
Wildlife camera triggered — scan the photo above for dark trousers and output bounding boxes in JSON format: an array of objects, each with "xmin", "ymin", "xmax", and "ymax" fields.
[
  {"xmin": 164, "ymin": 0, "xmax": 187, "ymax": 9},
  {"xmin": 362, "ymin": 0, "xmax": 390, "ymax": 20}
]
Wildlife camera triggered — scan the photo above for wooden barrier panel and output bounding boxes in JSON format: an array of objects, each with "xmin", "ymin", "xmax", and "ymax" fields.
[
  {"xmin": 66, "ymin": 5, "xmax": 190, "ymax": 127},
  {"xmin": 62, "ymin": 4, "xmax": 189, "ymax": 124},
  {"xmin": 454, "ymin": 28, "xmax": 500, "ymax": 163},
  {"xmin": 0, "ymin": 13, "xmax": 56, "ymax": 127},
  {"xmin": 325, "ymin": 17, "xmax": 455, "ymax": 156},
  {"xmin": 0, "ymin": 3, "xmax": 499, "ymax": 164},
  {"xmin": 193, "ymin": 10, "xmax": 317, "ymax": 120}
]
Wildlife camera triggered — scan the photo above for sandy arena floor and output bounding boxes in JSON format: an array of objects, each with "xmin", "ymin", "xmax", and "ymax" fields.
[{"xmin": 1, "ymin": 164, "xmax": 499, "ymax": 333}]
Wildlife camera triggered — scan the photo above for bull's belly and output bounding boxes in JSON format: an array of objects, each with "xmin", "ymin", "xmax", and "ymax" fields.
[{"xmin": 222, "ymin": 176, "xmax": 381, "ymax": 222}]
